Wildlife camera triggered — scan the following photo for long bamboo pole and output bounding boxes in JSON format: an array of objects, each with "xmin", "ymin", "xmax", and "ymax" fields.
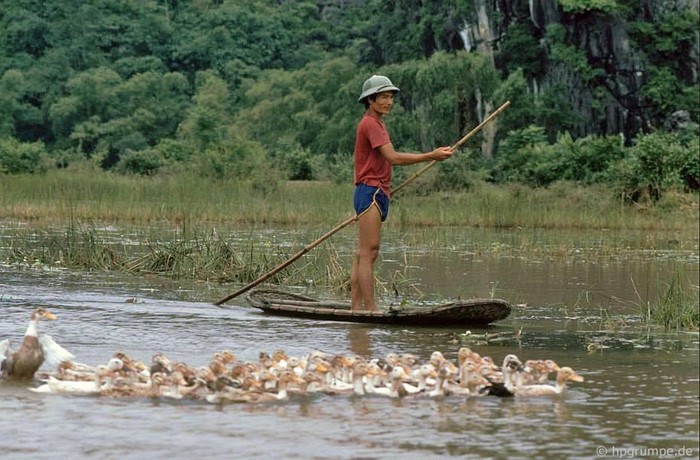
[{"xmin": 214, "ymin": 100, "xmax": 510, "ymax": 306}]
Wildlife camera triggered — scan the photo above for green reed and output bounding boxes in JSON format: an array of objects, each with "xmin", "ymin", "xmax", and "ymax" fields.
[
  {"xmin": 647, "ymin": 271, "xmax": 699, "ymax": 330},
  {"xmin": 0, "ymin": 169, "xmax": 349, "ymax": 225},
  {"xmin": 1, "ymin": 169, "xmax": 698, "ymax": 230},
  {"xmin": 394, "ymin": 181, "xmax": 697, "ymax": 230},
  {"xmin": 5, "ymin": 220, "xmax": 121, "ymax": 270},
  {"xmin": 2, "ymin": 222, "xmax": 349, "ymax": 287}
]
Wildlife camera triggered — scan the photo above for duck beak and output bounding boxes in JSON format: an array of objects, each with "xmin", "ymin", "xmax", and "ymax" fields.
[
  {"xmin": 570, "ymin": 372, "xmax": 584, "ymax": 382},
  {"xmin": 315, "ymin": 363, "xmax": 329, "ymax": 373},
  {"xmin": 42, "ymin": 311, "xmax": 57, "ymax": 320}
]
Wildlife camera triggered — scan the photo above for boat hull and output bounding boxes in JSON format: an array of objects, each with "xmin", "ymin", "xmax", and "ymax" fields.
[{"xmin": 246, "ymin": 289, "xmax": 511, "ymax": 326}]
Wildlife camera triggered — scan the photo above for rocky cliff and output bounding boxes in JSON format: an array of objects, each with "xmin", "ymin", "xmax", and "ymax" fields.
[{"xmin": 461, "ymin": 0, "xmax": 699, "ymax": 141}]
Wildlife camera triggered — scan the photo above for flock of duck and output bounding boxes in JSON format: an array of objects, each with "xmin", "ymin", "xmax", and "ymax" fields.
[{"xmin": 1, "ymin": 308, "xmax": 585, "ymax": 403}]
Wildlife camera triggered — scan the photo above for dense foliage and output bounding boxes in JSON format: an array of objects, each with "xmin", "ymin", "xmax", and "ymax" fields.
[{"xmin": 0, "ymin": 0, "xmax": 697, "ymax": 202}]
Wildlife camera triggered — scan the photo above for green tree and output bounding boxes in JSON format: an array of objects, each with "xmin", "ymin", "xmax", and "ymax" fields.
[
  {"xmin": 641, "ymin": 66, "xmax": 699, "ymax": 124},
  {"xmin": 178, "ymin": 71, "xmax": 231, "ymax": 152},
  {"xmin": 113, "ymin": 71, "xmax": 190, "ymax": 145},
  {"xmin": 48, "ymin": 67, "xmax": 122, "ymax": 142},
  {"xmin": 0, "ymin": 6, "xmax": 49, "ymax": 59},
  {"xmin": 372, "ymin": 0, "xmax": 472, "ymax": 63},
  {"xmin": 231, "ymin": 56, "xmax": 360, "ymax": 156},
  {"xmin": 390, "ymin": 52, "xmax": 501, "ymax": 151},
  {"xmin": 495, "ymin": 23, "xmax": 545, "ymax": 80},
  {"xmin": 0, "ymin": 70, "xmax": 24, "ymax": 138},
  {"xmin": 629, "ymin": 5, "xmax": 699, "ymax": 124},
  {"xmin": 170, "ymin": 0, "xmax": 324, "ymax": 74},
  {"xmin": 493, "ymin": 125, "xmax": 549, "ymax": 184}
]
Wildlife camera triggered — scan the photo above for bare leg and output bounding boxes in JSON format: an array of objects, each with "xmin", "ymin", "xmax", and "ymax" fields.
[{"xmin": 350, "ymin": 205, "xmax": 382, "ymax": 311}]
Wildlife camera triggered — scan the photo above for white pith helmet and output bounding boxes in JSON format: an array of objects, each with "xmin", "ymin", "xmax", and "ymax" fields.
[{"xmin": 357, "ymin": 75, "xmax": 400, "ymax": 103}]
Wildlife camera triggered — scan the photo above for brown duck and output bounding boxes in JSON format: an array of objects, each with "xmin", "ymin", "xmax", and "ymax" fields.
[{"xmin": 1, "ymin": 308, "xmax": 75, "ymax": 380}]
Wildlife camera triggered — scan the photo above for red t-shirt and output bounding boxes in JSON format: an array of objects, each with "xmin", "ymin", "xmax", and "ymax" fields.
[{"xmin": 354, "ymin": 113, "xmax": 392, "ymax": 197}]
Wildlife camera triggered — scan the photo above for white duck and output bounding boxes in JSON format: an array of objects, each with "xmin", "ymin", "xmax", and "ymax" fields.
[
  {"xmin": 329, "ymin": 360, "xmax": 370, "ymax": 396},
  {"xmin": 1, "ymin": 308, "xmax": 75, "ymax": 380},
  {"xmin": 30, "ymin": 365, "xmax": 113, "ymax": 395},
  {"xmin": 513, "ymin": 367, "xmax": 584, "ymax": 397},
  {"xmin": 405, "ymin": 363, "xmax": 438, "ymax": 394},
  {"xmin": 481, "ymin": 354, "xmax": 524, "ymax": 397},
  {"xmin": 428, "ymin": 364, "xmax": 458, "ymax": 398},
  {"xmin": 368, "ymin": 366, "xmax": 409, "ymax": 398}
]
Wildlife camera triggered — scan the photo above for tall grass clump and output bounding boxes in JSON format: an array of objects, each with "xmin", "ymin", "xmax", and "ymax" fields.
[
  {"xmin": 647, "ymin": 271, "xmax": 699, "ymax": 330},
  {"xmin": 4, "ymin": 219, "xmax": 121, "ymax": 270},
  {"xmin": 123, "ymin": 227, "xmax": 325, "ymax": 284},
  {"xmin": 124, "ymin": 231, "xmax": 249, "ymax": 281},
  {"xmin": 124, "ymin": 232, "xmax": 355, "ymax": 288},
  {"xmin": 1, "ymin": 222, "xmax": 354, "ymax": 288}
]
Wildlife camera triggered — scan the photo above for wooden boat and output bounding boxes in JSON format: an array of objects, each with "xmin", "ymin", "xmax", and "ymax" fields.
[{"xmin": 245, "ymin": 289, "xmax": 511, "ymax": 326}]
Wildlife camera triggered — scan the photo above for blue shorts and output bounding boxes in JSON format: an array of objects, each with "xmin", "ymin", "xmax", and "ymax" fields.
[{"xmin": 354, "ymin": 183, "xmax": 389, "ymax": 222}]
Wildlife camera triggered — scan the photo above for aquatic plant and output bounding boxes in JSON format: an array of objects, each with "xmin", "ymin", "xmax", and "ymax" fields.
[
  {"xmin": 1, "ymin": 223, "xmax": 351, "ymax": 289},
  {"xmin": 4, "ymin": 221, "xmax": 121, "ymax": 271},
  {"xmin": 649, "ymin": 271, "xmax": 699, "ymax": 330}
]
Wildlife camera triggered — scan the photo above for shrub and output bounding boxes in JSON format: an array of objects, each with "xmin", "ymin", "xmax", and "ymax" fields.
[
  {"xmin": 193, "ymin": 134, "xmax": 282, "ymax": 196},
  {"xmin": 273, "ymin": 143, "xmax": 315, "ymax": 181},
  {"xmin": 116, "ymin": 148, "xmax": 163, "ymax": 175},
  {"xmin": 0, "ymin": 138, "xmax": 48, "ymax": 174},
  {"xmin": 493, "ymin": 125, "xmax": 549, "ymax": 184},
  {"xmin": 433, "ymin": 148, "xmax": 485, "ymax": 191},
  {"xmin": 614, "ymin": 131, "xmax": 699, "ymax": 202},
  {"xmin": 556, "ymin": 133, "xmax": 627, "ymax": 185}
]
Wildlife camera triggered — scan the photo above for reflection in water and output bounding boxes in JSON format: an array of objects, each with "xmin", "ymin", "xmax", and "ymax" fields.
[
  {"xmin": 379, "ymin": 227, "xmax": 699, "ymax": 312},
  {"xmin": 347, "ymin": 326, "xmax": 372, "ymax": 358}
]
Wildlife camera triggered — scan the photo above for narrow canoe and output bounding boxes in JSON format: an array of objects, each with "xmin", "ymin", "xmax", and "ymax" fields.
[{"xmin": 245, "ymin": 289, "xmax": 511, "ymax": 326}]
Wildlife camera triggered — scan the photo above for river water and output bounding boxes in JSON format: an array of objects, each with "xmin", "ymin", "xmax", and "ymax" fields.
[{"xmin": 1, "ymin": 226, "xmax": 698, "ymax": 459}]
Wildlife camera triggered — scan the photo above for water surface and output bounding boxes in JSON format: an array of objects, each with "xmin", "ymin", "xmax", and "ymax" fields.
[{"xmin": 1, "ymin": 227, "xmax": 698, "ymax": 459}]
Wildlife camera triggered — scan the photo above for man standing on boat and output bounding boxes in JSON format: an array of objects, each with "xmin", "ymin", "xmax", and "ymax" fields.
[{"xmin": 351, "ymin": 75, "xmax": 454, "ymax": 312}]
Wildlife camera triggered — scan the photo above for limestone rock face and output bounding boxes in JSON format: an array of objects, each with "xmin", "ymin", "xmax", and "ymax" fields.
[{"xmin": 460, "ymin": 0, "xmax": 698, "ymax": 140}]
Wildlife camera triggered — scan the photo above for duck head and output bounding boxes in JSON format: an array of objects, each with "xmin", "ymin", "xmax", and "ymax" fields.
[
  {"xmin": 502, "ymin": 354, "xmax": 523, "ymax": 372},
  {"xmin": 558, "ymin": 367, "xmax": 584, "ymax": 383},
  {"xmin": 544, "ymin": 360, "xmax": 561, "ymax": 372},
  {"xmin": 31, "ymin": 308, "xmax": 57, "ymax": 321}
]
